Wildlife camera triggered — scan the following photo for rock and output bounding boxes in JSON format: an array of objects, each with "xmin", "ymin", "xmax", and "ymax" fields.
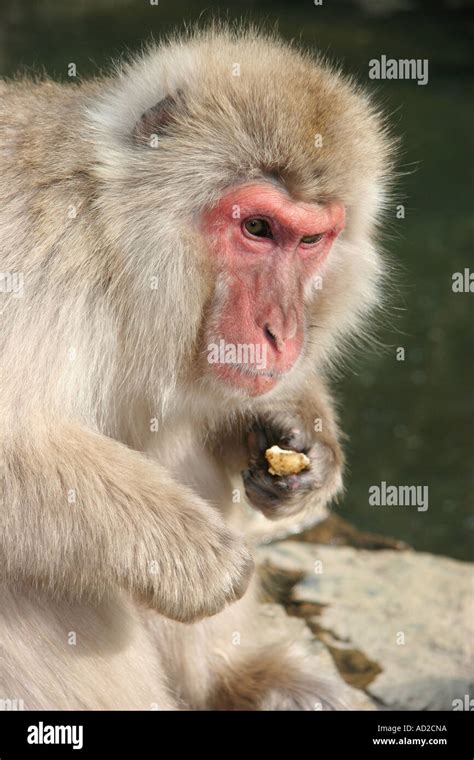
[
  {"xmin": 255, "ymin": 602, "xmax": 377, "ymax": 710},
  {"xmin": 257, "ymin": 541, "xmax": 474, "ymax": 710},
  {"xmin": 294, "ymin": 513, "xmax": 409, "ymax": 551}
]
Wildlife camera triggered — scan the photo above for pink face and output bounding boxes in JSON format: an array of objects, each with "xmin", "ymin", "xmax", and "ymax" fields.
[{"xmin": 202, "ymin": 183, "xmax": 345, "ymax": 396}]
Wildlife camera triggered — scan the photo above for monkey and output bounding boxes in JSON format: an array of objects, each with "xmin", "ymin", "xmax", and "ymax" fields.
[{"xmin": 0, "ymin": 25, "xmax": 394, "ymax": 710}]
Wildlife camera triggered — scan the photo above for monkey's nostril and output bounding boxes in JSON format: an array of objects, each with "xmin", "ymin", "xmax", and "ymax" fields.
[{"xmin": 264, "ymin": 323, "xmax": 278, "ymax": 348}]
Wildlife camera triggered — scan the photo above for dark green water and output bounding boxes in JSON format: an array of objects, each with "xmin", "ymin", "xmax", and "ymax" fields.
[{"xmin": 1, "ymin": 0, "xmax": 472, "ymax": 560}]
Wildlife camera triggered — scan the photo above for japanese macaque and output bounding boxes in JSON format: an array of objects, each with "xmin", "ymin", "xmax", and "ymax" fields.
[{"xmin": 0, "ymin": 26, "xmax": 393, "ymax": 710}]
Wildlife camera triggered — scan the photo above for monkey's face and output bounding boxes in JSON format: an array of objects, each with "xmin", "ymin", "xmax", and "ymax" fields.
[
  {"xmin": 202, "ymin": 183, "xmax": 345, "ymax": 397},
  {"xmin": 95, "ymin": 34, "xmax": 391, "ymax": 404}
]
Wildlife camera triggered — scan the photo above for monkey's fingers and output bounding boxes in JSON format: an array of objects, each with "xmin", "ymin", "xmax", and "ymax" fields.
[
  {"xmin": 247, "ymin": 424, "xmax": 271, "ymax": 466},
  {"xmin": 246, "ymin": 418, "xmax": 309, "ymax": 463},
  {"xmin": 242, "ymin": 458, "xmax": 318, "ymax": 516},
  {"xmin": 277, "ymin": 425, "xmax": 309, "ymax": 453}
]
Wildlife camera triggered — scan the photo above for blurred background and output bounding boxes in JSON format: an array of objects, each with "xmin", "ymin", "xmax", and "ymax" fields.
[{"xmin": 0, "ymin": 0, "xmax": 472, "ymax": 560}]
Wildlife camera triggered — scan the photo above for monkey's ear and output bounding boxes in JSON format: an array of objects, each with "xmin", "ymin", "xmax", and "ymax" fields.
[{"xmin": 133, "ymin": 91, "xmax": 185, "ymax": 147}]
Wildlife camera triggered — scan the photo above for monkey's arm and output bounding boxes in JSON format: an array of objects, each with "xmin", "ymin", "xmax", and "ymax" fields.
[
  {"xmin": 0, "ymin": 422, "xmax": 252, "ymax": 621},
  {"xmin": 219, "ymin": 377, "xmax": 344, "ymax": 521}
]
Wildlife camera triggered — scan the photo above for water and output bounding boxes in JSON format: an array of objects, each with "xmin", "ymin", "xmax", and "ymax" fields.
[{"xmin": 1, "ymin": 0, "xmax": 472, "ymax": 560}]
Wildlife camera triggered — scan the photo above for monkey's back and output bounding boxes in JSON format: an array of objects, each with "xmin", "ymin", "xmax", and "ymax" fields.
[{"xmin": 0, "ymin": 79, "xmax": 119, "ymax": 424}]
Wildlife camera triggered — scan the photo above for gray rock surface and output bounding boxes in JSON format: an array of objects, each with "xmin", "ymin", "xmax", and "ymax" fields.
[
  {"xmin": 257, "ymin": 541, "xmax": 474, "ymax": 710},
  {"xmin": 255, "ymin": 602, "xmax": 377, "ymax": 710}
]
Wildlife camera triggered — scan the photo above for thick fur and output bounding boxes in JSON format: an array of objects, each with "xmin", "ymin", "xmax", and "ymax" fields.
[{"xmin": 0, "ymin": 26, "xmax": 394, "ymax": 709}]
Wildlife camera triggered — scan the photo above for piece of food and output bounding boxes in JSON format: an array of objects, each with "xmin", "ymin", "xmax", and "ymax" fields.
[{"xmin": 265, "ymin": 445, "xmax": 310, "ymax": 476}]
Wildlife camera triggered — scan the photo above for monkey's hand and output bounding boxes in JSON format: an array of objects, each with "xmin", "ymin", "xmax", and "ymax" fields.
[
  {"xmin": 130, "ymin": 497, "xmax": 254, "ymax": 623},
  {"xmin": 241, "ymin": 414, "xmax": 342, "ymax": 520},
  {"xmin": 0, "ymin": 424, "xmax": 253, "ymax": 625}
]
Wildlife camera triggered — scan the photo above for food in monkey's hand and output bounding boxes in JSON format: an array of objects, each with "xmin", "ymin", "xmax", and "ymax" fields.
[{"xmin": 265, "ymin": 445, "xmax": 311, "ymax": 477}]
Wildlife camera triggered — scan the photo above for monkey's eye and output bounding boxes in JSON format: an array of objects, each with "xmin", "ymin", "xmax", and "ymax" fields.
[
  {"xmin": 243, "ymin": 218, "xmax": 273, "ymax": 239},
  {"xmin": 300, "ymin": 233, "xmax": 324, "ymax": 245}
]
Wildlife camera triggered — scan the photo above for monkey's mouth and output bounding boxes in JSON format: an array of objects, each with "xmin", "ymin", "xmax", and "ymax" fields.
[
  {"xmin": 212, "ymin": 362, "xmax": 288, "ymax": 396},
  {"xmin": 231, "ymin": 363, "xmax": 286, "ymax": 380}
]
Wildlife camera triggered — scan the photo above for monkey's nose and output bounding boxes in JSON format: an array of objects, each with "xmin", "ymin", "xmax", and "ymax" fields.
[{"xmin": 263, "ymin": 314, "xmax": 297, "ymax": 353}]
